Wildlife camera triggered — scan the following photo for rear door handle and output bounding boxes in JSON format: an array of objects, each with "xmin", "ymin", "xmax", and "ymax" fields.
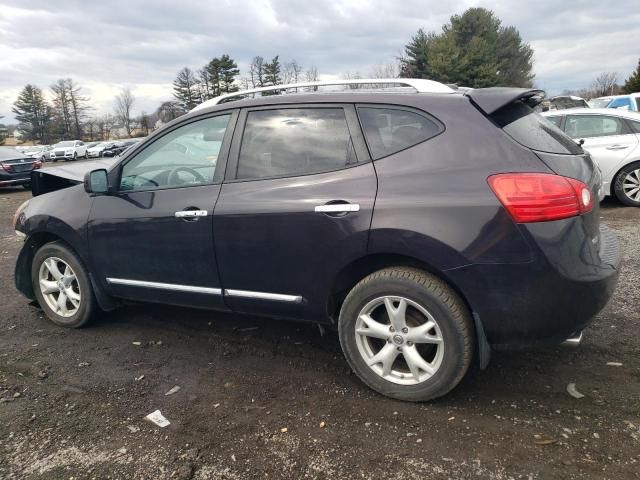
[
  {"xmin": 314, "ymin": 203, "xmax": 360, "ymax": 213},
  {"xmin": 175, "ymin": 210, "xmax": 208, "ymax": 218},
  {"xmin": 606, "ymin": 145, "xmax": 629, "ymax": 150}
]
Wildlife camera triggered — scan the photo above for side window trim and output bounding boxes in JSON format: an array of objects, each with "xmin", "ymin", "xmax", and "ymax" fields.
[
  {"xmin": 224, "ymin": 103, "xmax": 369, "ymax": 183},
  {"xmin": 113, "ymin": 109, "xmax": 239, "ymax": 192},
  {"xmin": 355, "ymin": 103, "xmax": 445, "ymax": 161}
]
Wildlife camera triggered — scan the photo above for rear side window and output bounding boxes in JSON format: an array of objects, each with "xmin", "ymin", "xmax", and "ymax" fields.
[
  {"xmin": 493, "ymin": 101, "xmax": 583, "ymax": 155},
  {"xmin": 564, "ymin": 115, "xmax": 625, "ymax": 138},
  {"xmin": 357, "ymin": 107, "xmax": 442, "ymax": 160},
  {"xmin": 546, "ymin": 116, "xmax": 562, "ymax": 128},
  {"xmin": 608, "ymin": 97, "xmax": 632, "ymax": 110},
  {"xmin": 629, "ymin": 120, "xmax": 640, "ymax": 133},
  {"xmin": 237, "ymin": 108, "xmax": 357, "ymax": 180}
]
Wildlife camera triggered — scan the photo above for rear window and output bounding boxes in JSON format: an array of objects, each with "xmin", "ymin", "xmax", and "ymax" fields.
[
  {"xmin": 493, "ymin": 101, "xmax": 583, "ymax": 155},
  {"xmin": 357, "ymin": 107, "xmax": 442, "ymax": 160}
]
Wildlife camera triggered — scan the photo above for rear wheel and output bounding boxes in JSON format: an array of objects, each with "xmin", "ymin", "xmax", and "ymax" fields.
[
  {"xmin": 338, "ymin": 267, "xmax": 474, "ymax": 401},
  {"xmin": 31, "ymin": 241, "xmax": 96, "ymax": 328},
  {"xmin": 613, "ymin": 162, "xmax": 640, "ymax": 207},
  {"xmin": 22, "ymin": 183, "xmax": 31, "ymax": 190}
]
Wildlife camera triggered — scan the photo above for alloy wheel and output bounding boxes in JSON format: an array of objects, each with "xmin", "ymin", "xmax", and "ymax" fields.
[
  {"xmin": 355, "ymin": 296, "xmax": 444, "ymax": 385},
  {"xmin": 38, "ymin": 257, "xmax": 82, "ymax": 317},
  {"xmin": 622, "ymin": 168, "xmax": 640, "ymax": 202}
]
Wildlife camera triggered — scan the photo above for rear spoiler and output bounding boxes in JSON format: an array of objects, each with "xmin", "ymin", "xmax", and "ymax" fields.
[{"xmin": 465, "ymin": 88, "xmax": 546, "ymax": 115}]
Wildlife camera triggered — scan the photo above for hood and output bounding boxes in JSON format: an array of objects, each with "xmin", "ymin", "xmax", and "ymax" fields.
[{"xmin": 31, "ymin": 157, "xmax": 116, "ymax": 196}]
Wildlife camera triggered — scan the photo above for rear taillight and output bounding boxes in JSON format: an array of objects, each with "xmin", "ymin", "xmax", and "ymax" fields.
[
  {"xmin": 1, "ymin": 163, "xmax": 11, "ymax": 172},
  {"xmin": 32, "ymin": 160, "xmax": 42, "ymax": 169},
  {"xmin": 488, "ymin": 173, "xmax": 593, "ymax": 223}
]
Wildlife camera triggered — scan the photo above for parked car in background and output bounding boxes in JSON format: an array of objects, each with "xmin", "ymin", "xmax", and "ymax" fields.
[
  {"xmin": 605, "ymin": 93, "xmax": 640, "ymax": 112},
  {"xmin": 24, "ymin": 145, "xmax": 52, "ymax": 162},
  {"xmin": 102, "ymin": 139, "xmax": 140, "ymax": 157},
  {"xmin": 13, "ymin": 80, "xmax": 620, "ymax": 401},
  {"xmin": 542, "ymin": 95, "xmax": 589, "ymax": 111},
  {"xmin": 0, "ymin": 148, "xmax": 42, "ymax": 188},
  {"xmin": 87, "ymin": 142, "xmax": 115, "ymax": 158},
  {"xmin": 543, "ymin": 108, "xmax": 640, "ymax": 206},
  {"xmin": 50, "ymin": 141, "xmax": 88, "ymax": 162},
  {"xmin": 588, "ymin": 96, "xmax": 614, "ymax": 108}
]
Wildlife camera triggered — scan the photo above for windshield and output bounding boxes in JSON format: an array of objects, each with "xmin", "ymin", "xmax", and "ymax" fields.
[
  {"xmin": 588, "ymin": 98, "xmax": 612, "ymax": 108},
  {"xmin": 55, "ymin": 141, "xmax": 75, "ymax": 148}
]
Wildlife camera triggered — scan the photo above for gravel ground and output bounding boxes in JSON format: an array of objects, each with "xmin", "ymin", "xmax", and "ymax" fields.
[{"xmin": 0, "ymin": 185, "xmax": 639, "ymax": 479}]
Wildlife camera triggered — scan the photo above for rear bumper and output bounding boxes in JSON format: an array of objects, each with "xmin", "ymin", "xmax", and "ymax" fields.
[
  {"xmin": 0, "ymin": 174, "xmax": 31, "ymax": 186},
  {"xmin": 447, "ymin": 223, "xmax": 621, "ymax": 348}
]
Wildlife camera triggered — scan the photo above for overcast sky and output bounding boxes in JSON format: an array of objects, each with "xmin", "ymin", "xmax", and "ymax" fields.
[{"xmin": 1, "ymin": 0, "xmax": 638, "ymax": 123}]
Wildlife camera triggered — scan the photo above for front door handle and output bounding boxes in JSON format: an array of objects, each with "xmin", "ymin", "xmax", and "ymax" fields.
[
  {"xmin": 175, "ymin": 209, "xmax": 208, "ymax": 218},
  {"xmin": 606, "ymin": 145, "xmax": 629, "ymax": 150},
  {"xmin": 314, "ymin": 203, "xmax": 360, "ymax": 213}
]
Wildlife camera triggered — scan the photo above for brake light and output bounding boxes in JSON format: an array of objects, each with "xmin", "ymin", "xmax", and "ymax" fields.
[
  {"xmin": 488, "ymin": 173, "xmax": 593, "ymax": 223},
  {"xmin": 1, "ymin": 163, "xmax": 11, "ymax": 172},
  {"xmin": 32, "ymin": 160, "xmax": 42, "ymax": 169}
]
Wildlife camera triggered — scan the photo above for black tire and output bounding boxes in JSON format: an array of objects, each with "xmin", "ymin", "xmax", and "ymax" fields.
[
  {"xmin": 31, "ymin": 241, "xmax": 96, "ymax": 328},
  {"xmin": 73, "ymin": 152, "xmax": 77, "ymax": 161},
  {"xmin": 22, "ymin": 183, "xmax": 31, "ymax": 190},
  {"xmin": 613, "ymin": 162, "xmax": 640, "ymax": 207},
  {"xmin": 338, "ymin": 267, "xmax": 474, "ymax": 402}
]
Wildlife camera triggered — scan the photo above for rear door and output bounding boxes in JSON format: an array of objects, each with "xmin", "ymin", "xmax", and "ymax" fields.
[
  {"xmin": 213, "ymin": 104, "xmax": 376, "ymax": 321},
  {"xmin": 563, "ymin": 114, "xmax": 638, "ymax": 190}
]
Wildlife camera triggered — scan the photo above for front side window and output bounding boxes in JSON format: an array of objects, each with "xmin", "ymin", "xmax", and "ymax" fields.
[
  {"xmin": 120, "ymin": 114, "xmax": 231, "ymax": 191},
  {"xmin": 564, "ymin": 115, "xmax": 624, "ymax": 138},
  {"xmin": 357, "ymin": 107, "xmax": 442, "ymax": 160},
  {"xmin": 236, "ymin": 108, "xmax": 357, "ymax": 180}
]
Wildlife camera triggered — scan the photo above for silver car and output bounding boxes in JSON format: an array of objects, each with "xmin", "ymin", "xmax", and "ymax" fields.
[{"xmin": 542, "ymin": 108, "xmax": 640, "ymax": 206}]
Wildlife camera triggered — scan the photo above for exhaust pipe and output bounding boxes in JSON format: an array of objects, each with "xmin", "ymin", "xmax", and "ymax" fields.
[{"xmin": 561, "ymin": 331, "xmax": 583, "ymax": 347}]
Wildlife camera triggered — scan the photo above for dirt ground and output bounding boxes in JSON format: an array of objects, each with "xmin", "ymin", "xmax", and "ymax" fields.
[{"xmin": 0, "ymin": 184, "xmax": 639, "ymax": 480}]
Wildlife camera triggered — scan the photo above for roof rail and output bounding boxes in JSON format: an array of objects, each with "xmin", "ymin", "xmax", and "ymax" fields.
[{"xmin": 191, "ymin": 78, "xmax": 454, "ymax": 112}]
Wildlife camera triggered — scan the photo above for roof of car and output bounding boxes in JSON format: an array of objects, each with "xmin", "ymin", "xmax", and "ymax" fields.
[{"xmin": 542, "ymin": 108, "xmax": 640, "ymax": 119}]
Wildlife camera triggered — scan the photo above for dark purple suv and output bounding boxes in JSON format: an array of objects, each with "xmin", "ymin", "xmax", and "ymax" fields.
[{"xmin": 13, "ymin": 83, "xmax": 620, "ymax": 401}]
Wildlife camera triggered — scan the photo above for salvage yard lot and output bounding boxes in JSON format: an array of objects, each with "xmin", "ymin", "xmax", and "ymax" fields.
[{"xmin": 0, "ymin": 186, "xmax": 639, "ymax": 479}]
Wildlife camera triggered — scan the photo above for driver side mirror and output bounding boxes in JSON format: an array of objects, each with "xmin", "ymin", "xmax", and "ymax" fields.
[{"xmin": 84, "ymin": 168, "xmax": 110, "ymax": 195}]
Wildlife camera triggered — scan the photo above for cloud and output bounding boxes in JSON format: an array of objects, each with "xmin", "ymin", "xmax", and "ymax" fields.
[{"xmin": 0, "ymin": 0, "xmax": 638, "ymax": 122}]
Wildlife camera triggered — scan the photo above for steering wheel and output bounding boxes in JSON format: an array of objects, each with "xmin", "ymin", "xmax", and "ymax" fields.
[{"xmin": 167, "ymin": 166, "xmax": 206, "ymax": 186}]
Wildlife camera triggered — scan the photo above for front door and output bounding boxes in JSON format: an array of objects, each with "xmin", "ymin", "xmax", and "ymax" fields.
[
  {"xmin": 214, "ymin": 105, "xmax": 376, "ymax": 321},
  {"xmin": 89, "ymin": 111, "xmax": 237, "ymax": 309}
]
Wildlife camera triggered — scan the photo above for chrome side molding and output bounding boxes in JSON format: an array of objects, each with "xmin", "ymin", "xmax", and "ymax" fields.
[
  {"xmin": 106, "ymin": 278, "xmax": 222, "ymax": 295},
  {"xmin": 225, "ymin": 289, "xmax": 303, "ymax": 303}
]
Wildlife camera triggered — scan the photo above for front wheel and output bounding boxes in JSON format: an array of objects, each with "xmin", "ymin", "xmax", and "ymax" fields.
[
  {"xmin": 31, "ymin": 241, "xmax": 96, "ymax": 328},
  {"xmin": 73, "ymin": 152, "xmax": 77, "ymax": 161},
  {"xmin": 613, "ymin": 162, "xmax": 640, "ymax": 206},
  {"xmin": 339, "ymin": 267, "xmax": 474, "ymax": 401}
]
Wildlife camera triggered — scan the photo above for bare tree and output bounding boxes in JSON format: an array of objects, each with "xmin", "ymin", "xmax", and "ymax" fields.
[
  {"xmin": 283, "ymin": 60, "xmax": 303, "ymax": 84},
  {"xmin": 370, "ymin": 62, "xmax": 400, "ymax": 79},
  {"xmin": 591, "ymin": 72, "xmax": 619, "ymax": 97},
  {"xmin": 114, "ymin": 87, "xmax": 135, "ymax": 137},
  {"xmin": 249, "ymin": 56, "xmax": 265, "ymax": 88}
]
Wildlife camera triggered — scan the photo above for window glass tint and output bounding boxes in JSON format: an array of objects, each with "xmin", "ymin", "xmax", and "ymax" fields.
[
  {"xmin": 636, "ymin": 98, "xmax": 640, "ymax": 112},
  {"xmin": 629, "ymin": 120, "xmax": 640, "ymax": 133},
  {"xmin": 358, "ymin": 107, "xmax": 441, "ymax": 159},
  {"xmin": 493, "ymin": 101, "xmax": 583, "ymax": 155},
  {"xmin": 237, "ymin": 108, "xmax": 356, "ymax": 180},
  {"xmin": 546, "ymin": 116, "xmax": 562, "ymax": 127},
  {"xmin": 564, "ymin": 115, "xmax": 624, "ymax": 138},
  {"xmin": 120, "ymin": 114, "xmax": 230, "ymax": 191}
]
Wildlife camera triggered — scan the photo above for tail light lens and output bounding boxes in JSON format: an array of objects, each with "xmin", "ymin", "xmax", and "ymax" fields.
[
  {"xmin": 32, "ymin": 160, "xmax": 42, "ymax": 169},
  {"xmin": 1, "ymin": 163, "xmax": 12, "ymax": 172},
  {"xmin": 488, "ymin": 173, "xmax": 593, "ymax": 223}
]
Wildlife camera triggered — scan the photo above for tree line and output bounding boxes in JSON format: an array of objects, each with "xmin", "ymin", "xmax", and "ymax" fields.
[
  {"xmin": 11, "ymin": 81, "xmax": 151, "ymax": 145},
  {"xmin": 562, "ymin": 62, "xmax": 640, "ymax": 99},
  {"xmin": 172, "ymin": 54, "xmax": 319, "ymax": 111}
]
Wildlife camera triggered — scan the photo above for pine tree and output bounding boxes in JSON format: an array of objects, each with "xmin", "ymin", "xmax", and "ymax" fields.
[
  {"xmin": 12, "ymin": 84, "xmax": 52, "ymax": 143},
  {"xmin": 173, "ymin": 67, "xmax": 200, "ymax": 110},
  {"xmin": 218, "ymin": 54, "xmax": 239, "ymax": 94},
  {"xmin": 622, "ymin": 59, "xmax": 640, "ymax": 94},
  {"xmin": 263, "ymin": 56, "xmax": 282, "ymax": 87},
  {"xmin": 400, "ymin": 8, "xmax": 534, "ymax": 88}
]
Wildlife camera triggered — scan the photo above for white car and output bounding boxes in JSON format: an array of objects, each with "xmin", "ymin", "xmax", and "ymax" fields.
[
  {"xmin": 542, "ymin": 108, "xmax": 640, "ymax": 206},
  {"xmin": 24, "ymin": 145, "xmax": 52, "ymax": 161},
  {"xmin": 87, "ymin": 141, "xmax": 115, "ymax": 158},
  {"xmin": 50, "ymin": 140, "xmax": 88, "ymax": 162}
]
